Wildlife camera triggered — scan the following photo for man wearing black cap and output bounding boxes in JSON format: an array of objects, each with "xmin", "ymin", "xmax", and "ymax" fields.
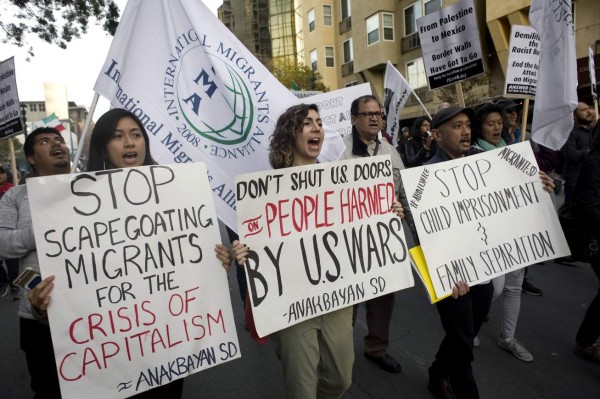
[{"xmin": 425, "ymin": 107, "xmax": 494, "ymax": 399}]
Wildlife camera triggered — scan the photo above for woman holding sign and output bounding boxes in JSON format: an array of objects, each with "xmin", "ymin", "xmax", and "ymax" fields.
[
  {"xmin": 232, "ymin": 103, "xmax": 405, "ymax": 399},
  {"xmin": 28, "ymin": 109, "xmax": 232, "ymax": 399},
  {"xmin": 470, "ymin": 103, "xmax": 533, "ymax": 363}
]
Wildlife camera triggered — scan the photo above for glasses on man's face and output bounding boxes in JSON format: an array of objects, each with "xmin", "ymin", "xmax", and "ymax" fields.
[{"xmin": 356, "ymin": 112, "xmax": 385, "ymax": 119}]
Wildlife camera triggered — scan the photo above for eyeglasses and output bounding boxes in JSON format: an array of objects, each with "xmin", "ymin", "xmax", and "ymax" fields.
[{"xmin": 356, "ymin": 112, "xmax": 385, "ymax": 119}]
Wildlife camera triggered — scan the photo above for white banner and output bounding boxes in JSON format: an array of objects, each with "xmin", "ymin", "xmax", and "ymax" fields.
[
  {"xmin": 416, "ymin": 0, "xmax": 484, "ymax": 90},
  {"xmin": 0, "ymin": 57, "xmax": 23, "ymax": 139},
  {"xmin": 504, "ymin": 25, "xmax": 540, "ymax": 98},
  {"xmin": 236, "ymin": 156, "xmax": 414, "ymax": 337},
  {"xmin": 590, "ymin": 46, "xmax": 597, "ymax": 98},
  {"xmin": 93, "ymin": 0, "xmax": 344, "ymax": 232},
  {"xmin": 309, "ymin": 83, "xmax": 371, "ymax": 138},
  {"xmin": 529, "ymin": 0, "xmax": 578, "ymax": 151},
  {"xmin": 384, "ymin": 61, "xmax": 412, "ymax": 144},
  {"xmin": 400, "ymin": 142, "xmax": 570, "ymax": 297},
  {"xmin": 28, "ymin": 163, "xmax": 240, "ymax": 399}
]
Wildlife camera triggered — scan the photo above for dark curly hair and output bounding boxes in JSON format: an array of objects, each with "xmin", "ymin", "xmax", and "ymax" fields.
[
  {"xmin": 269, "ymin": 103, "xmax": 319, "ymax": 169},
  {"xmin": 87, "ymin": 108, "xmax": 155, "ymax": 171}
]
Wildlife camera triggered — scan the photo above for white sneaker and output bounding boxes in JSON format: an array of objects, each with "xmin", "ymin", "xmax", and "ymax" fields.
[
  {"xmin": 473, "ymin": 336, "xmax": 480, "ymax": 347},
  {"xmin": 498, "ymin": 336, "xmax": 533, "ymax": 362}
]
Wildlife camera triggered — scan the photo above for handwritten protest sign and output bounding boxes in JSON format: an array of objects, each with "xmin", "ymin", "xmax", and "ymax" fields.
[
  {"xmin": 0, "ymin": 57, "xmax": 23, "ymax": 139},
  {"xmin": 416, "ymin": 0, "xmax": 484, "ymax": 90},
  {"xmin": 236, "ymin": 156, "xmax": 414, "ymax": 337},
  {"xmin": 504, "ymin": 25, "xmax": 540, "ymax": 98},
  {"xmin": 400, "ymin": 142, "xmax": 570, "ymax": 298},
  {"xmin": 28, "ymin": 163, "xmax": 240, "ymax": 399}
]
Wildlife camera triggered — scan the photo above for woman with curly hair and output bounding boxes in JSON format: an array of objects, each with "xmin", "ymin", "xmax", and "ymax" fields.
[{"xmin": 232, "ymin": 103, "xmax": 385, "ymax": 398}]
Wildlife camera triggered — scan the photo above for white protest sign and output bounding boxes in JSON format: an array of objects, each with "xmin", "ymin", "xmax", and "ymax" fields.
[
  {"xmin": 0, "ymin": 57, "xmax": 23, "ymax": 139},
  {"xmin": 236, "ymin": 156, "xmax": 414, "ymax": 337},
  {"xmin": 416, "ymin": 0, "xmax": 484, "ymax": 90},
  {"xmin": 400, "ymin": 142, "xmax": 570, "ymax": 297},
  {"xmin": 28, "ymin": 163, "xmax": 240, "ymax": 399},
  {"xmin": 590, "ymin": 46, "xmax": 597, "ymax": 98},
  {"xmin": 504, "ymin": 25, "xmax": 540, "ymax": 98},
  {"xmin": 309, "ymin": 83, "xmax": 371, "ymax": 138}
]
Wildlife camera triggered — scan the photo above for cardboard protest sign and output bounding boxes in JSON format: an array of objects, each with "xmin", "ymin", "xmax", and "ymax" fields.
[
  {"xmin": 236, "ymin": 156, "xmax": 414, "ymax": 337},
  {"xmin": 504, "ymin": 25, "xmax": 540, "ymax": 98},
  {"xmin": 401, "ymin": 142, "xmax": 570, "ymax": 298},
  {"xmin": 0, "ymin": 57, "xmax": 23, "ymax": 139},
  {"xmin": 416, "ymin": 0, "xmax": 485, "ymax": 90},
  {"xmin": 28, "ymin": 163, "xmax": 240, "ymax": 399},
  {"xmin": 308, "ymin": 83, "xmax": 371, "ymax": 138}
]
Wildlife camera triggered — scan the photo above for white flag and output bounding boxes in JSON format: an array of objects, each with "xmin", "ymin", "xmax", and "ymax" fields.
[
  {"xmin": 94, "ymin": 0, "xmax": 344, "ymax": 231},
  {"xmin": 529, "ymin": 0, "xmax": 578, "ymax": 150},
  {"xmin": 383, "ymin": 61, "xmax": 411, "ymax": 144}
]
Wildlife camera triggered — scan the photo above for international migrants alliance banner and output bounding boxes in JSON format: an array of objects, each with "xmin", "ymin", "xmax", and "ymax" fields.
[
  {"xmin": 0, "ymin": 57, "xmax": 23, "ymax": 139},
  {"xmin": 401, "ymin": 142, "xmax": 570, "ymax": 298},
  {"xmin": 28, "ymin": 163, "xmax": 240, "ymax": 399},
  {"xmin": 94, "ymin": 0, "xmax": 345, "ymax": 232},
  {"xmin": 236, "ymin": 156, "xmax": 415, "ymax": 337}
]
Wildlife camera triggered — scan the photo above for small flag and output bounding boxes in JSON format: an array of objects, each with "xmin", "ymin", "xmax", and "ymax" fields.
[{"xmin": 41, "ymin": 113, "xmax": 65, "ymax": 132}]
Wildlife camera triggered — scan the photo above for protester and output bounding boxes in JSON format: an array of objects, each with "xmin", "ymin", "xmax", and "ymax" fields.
[
  {"xmin": 571, "ymin": 125, "xmax": 600, "ymax": 363},
  {"xmin": 471, "ymin": 103, "xmax": 533, "ymax": 362},
  {"xmin": 496, "ymin": 99, "xmax": 522, "ymax": 143},
  {"xmin": 426, "ymin": 107, "xmax": 555, "ymax": 398},
  {"xmin": 0, "ymin": 127, "xmax": 71, "ymax": 398},
  {"xmin": 404, "ymin": 116, "xmax": 435, "ymax": 167},
  {"xmin": 396, "ymin": 126, "xmax": 411, "ymax": 166},
  {"xmin": 87, "ymin": 108, "xmax": 232, "ymax": 398},
  {"xmin": 0, "ymin": 166, "xmax": 20, "ymax": 300},
  {"xmin": 338, "ymin": 94, "xmax": 416, "ymax": 374},
  {"xmin": 232, "ymin": 103, "xmax": 385, "ymax": 398},
  {"xmin": 561, "ymin": 102, "xmax": 595, "ymax": 204}
]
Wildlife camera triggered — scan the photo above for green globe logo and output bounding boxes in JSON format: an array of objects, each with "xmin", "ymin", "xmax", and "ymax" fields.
[{"xmin": 176, "ymin": 49, "xmax": 254, "ymax": 145}]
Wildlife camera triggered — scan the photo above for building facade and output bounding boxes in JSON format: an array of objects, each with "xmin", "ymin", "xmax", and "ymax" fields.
[{"xmin": 292, "ymin": 1, "xmax": 599, "ymax": 120}]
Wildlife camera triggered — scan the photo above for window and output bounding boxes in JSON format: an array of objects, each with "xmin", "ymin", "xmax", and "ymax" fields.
[
  {"xmin": 404, "ymin": 2, "xmax": 422, "ymax": 36},
  {"xmin": 343, "ymin": 39, "xmax": 353, "ymax": 63},
  {"xmin": 366, "ymin": 14, "xmax": 379, "ymax": 45},
  {"xmin": 341, "ymin": 0, "xmax": 351, "ymax": 19},
  {"xmin": 424, "ymin": 0, "xmax": 441, "ymax": 15},
  {"xmin": 323, "ymin": 5, "xmax": 332, "ymax": 26},
  {"xmin": 310, "ymin": 49, "xmax": 318, "ymax": 70},
  {"xmin": 325, "ymin": 46, "xmax": 334, "ymax": 67},
  {"xmin": 308, "ymin": 9, "xmax": 315, "ymax": 32},
  {"xmin": 406, "ymin": 58, "xmax": 427, "ymax": 88},
  {"xmin": 383, "ymin": 13, "xmax": 394, "ymax": 41}
]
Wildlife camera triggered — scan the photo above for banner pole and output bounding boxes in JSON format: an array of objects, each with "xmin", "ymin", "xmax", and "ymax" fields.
[
  {"xmin": 70, "ymin": 93, "xmax": 100, "ymax": 174},
  {"xmin": 455, "ymin": 82, "xmax": 465, "ymax": 107},
  {"xmin": 521, "ymin": 98, "xmax": 530, "ymax": 142},
  {"xmin": 8, "ymin": 137, "xmax": 18, "ymax": 185},
  {"xmin": 410, "ymin": 90, "xmax": 432, "ymax": 120}
]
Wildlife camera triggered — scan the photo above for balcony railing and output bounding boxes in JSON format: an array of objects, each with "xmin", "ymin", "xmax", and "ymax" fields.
[
  {"xmin": 339, "ymin": 16, "xmax": 352, "ymax": 34},
  {"xmin": 401, "ymin": 32, "xmax": 421, "ymax": 53},
  {"xmin": 341, "ymin": 61, "xmax": 354, "ymax": 77}
]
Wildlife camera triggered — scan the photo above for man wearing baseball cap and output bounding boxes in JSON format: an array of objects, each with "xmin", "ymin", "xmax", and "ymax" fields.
[{"xmin": 425, "ymin": 107, "xmax": 494, "ymax": 399}]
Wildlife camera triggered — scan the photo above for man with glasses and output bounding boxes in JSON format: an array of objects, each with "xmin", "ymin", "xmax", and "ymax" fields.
[{"xmin": 339, "ymin": 95, "xmax": 416, "ymax": 374}]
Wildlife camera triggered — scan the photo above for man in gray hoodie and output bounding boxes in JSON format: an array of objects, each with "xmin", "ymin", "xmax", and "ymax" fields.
[{"xmin": 0, "ymin": 127, "xmax": 71, "ymax": 398}]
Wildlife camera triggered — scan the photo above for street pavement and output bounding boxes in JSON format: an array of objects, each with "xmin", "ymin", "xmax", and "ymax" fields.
[{"xmin": 1, "ymin": 256, "xmax": 599, "ymax": 398}]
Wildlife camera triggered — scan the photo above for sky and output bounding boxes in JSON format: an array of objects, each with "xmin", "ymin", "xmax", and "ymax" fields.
[{"xmin": 0, "ymin": 0, "xmax": 223, "ymax": 121}]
